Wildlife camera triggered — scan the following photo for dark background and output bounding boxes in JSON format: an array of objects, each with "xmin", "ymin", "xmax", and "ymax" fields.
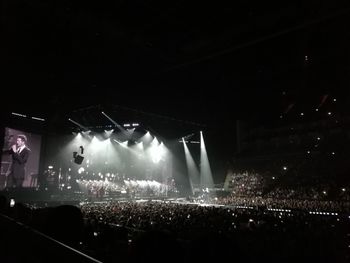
[{"xmin": 2, "ymin": 1, "xmax": 350, "ymax": 117}]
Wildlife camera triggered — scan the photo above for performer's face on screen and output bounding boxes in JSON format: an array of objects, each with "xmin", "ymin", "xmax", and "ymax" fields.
[{"xmin": 16, "ymin": 138, "xmax": 25, "ymax": 147}]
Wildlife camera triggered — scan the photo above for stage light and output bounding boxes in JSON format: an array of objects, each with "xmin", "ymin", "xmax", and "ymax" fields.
[
  {"xmin": 114, "ymin": 139, "xmax": 128, "ymax": 148},
  {"xmin": 12, "ymin": 112, "xmax": 27, "ymax": 118},
  {"xmin": 68, "ymin": 118, "xmax": 89, "ymax": 131},
  {"xmin": 31, "ymin": 116, "xmax": 45, "ymax": 121},
  {"xmin": 104, "ymin": 129, "xmax": 114, "ymax": 138}
]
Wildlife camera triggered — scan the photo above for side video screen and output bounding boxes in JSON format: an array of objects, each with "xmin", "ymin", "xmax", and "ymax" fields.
[{"xmin": 1, "ymin": 128, "xmax": 41, "ymax": 189}]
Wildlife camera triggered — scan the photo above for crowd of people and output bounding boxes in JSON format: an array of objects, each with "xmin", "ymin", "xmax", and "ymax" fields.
[{"xmin": 0, "ymin": 194, "xmax": 349, "ymax": 263}]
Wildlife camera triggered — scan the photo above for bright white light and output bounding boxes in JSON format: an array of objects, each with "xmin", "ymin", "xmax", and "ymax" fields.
[
  {"xmin": 300, "ymin": 112, "xmax": 304, "ymax": 116},
  {"xmin": 31, "ymin": 116, "xmax": 45, "ymax": 121},
  {"xmin": 12, "ymin": 112, "xmax": 27, "ymax": 118},
  {"xmin": 200, "ymin": 131, "xmax": 214, "ymax": 191},
  {"xmin": 149, "ymin": 144, "xmax": 163, "ymax": 163},
  {"xmin": 315, "ymin": 108, "xmax": 319, "ymax": 112},
  {"xmin": 104, "ymin": 129, "xmax": 114, "ymax": 137},
  {"xmin": 123, "ymin": 123, "xmax": 131, "ymax": 127},
  {"xmin": 82, "ymin": 130, "xmax": 91, "ymax": 136},
  {"xmin": 136, "ymin": 141, "xmax": 144, "ymax": 150},
  {"xmin": 183, "ymin": 138, "xmax": 200, "ymax": 195},
  {"xmin": 68, "ymin": 118, "xmax": 88, "ymax": 130},
  {"xmin": 283, "ymin": 166, "xmax": 287, "ymax": 171},
  {"xmin": 89, "ymin": 136, "xmax": 110, "ymax": 151},
  {"xmin": 151, "ymin": 137, "xmax": 159, "ymax": 145},
  {"xmin": 328, "ymin": 112, "xmax": 332, "ymax": 115},
  {"xmin": 48, "ymin": 166, "xmax": 53, "ymax": 169},
  {"xmin": 139, "ymin": 131, "xmax": 153, "ymax": 144},
  {"xmin": 78, "ymin": 167, "xmax": 85, "ymax": 174},
  {"xmin": 114, "ymin": 139, "xmax": 128, "ymax": 148},
  {"xmin": 91, "ymin": 136, "xmax": 98, "ymax": 143}
]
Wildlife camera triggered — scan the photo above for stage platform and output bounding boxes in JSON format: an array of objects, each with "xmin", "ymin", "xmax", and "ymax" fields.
[{"xmin": 0, "ymin": 188, "xmax": 185, "ymax": 207}]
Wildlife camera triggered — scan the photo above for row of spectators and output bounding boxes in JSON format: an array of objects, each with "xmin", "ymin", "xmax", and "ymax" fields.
[{"xmin": 213, "ymin": 195, "xmax": 350, "ymax": 213}]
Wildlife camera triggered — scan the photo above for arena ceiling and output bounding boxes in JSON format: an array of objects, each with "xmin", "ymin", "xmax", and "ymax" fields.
[{"xmin": 2, "ymin": 1, "xmax": 350, "ymax": 128}]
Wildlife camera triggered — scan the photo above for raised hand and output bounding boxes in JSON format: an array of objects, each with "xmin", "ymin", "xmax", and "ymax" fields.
[{"xmin": 12, "ymin": 145, "xmax": 17, "ymax": 152}]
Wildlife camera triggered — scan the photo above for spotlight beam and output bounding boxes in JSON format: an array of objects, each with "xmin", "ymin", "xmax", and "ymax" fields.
[
  {"xmin": 68, "ymin": 118, "xmax": 89, "ymax": 131},
  {"xmin": 200, "ymin": 131, "xmax": 215, "ymax": 195},
  {"xmin": 176, "ymin": 133, "xmax": 195, "ymax": 142},
  {"xmin": 102, "ymin": 111, "xmax": 127, "ymax": 134},
  {"xmin": 183, "ymin": 138, "xmax": 200, "ymax": 195}
]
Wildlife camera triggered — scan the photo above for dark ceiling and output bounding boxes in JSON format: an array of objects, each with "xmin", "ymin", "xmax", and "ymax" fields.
[{"xmin": 2, "ymin": 0, "xmax": 350, "ymax": 127}]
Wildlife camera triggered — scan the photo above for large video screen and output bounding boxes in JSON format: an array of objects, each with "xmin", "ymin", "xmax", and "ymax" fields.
[{"xmin": 1, "ymin": 127, "xmax": 41, "ymax": 189}]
